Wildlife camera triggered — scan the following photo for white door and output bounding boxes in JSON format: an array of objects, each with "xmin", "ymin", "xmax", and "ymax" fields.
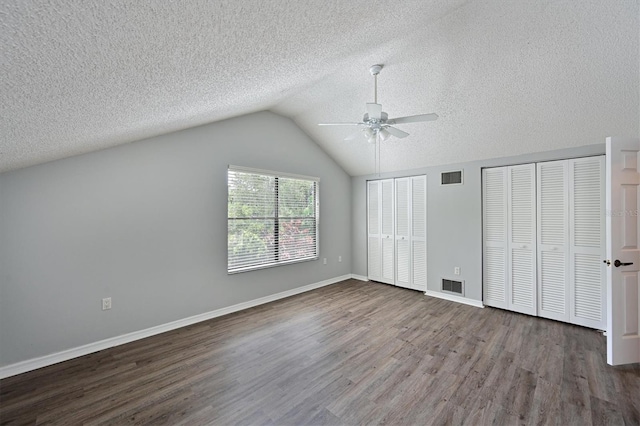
[
  {"xmin": 483, "ymin": 167, "xmax": 509, "ymax": 309},
  {"xmin": 569, "ymin": 156, "xmax": 606, "ymax": 329},
  {"xmin": 537, "ymin": 160, "xmax": 570, "ymax": 322},
  {"xmin": 411, "ymin": 175, "xmax": 427, "ymax": 291},
  {"xmin": 380, "ymin": 179, "xmax": 395, "ymax": 284},
  {"xmin": 367, "ymin": 181, "xmax": 381, "ymax": 281},
  {"xmin": 395, "ymin": 178, "xmax": 411, "ymax": 289},
  {"xmin": 507, "ymin": 164, "xmax": 537, "ymax": 316},
  {"xmin": 606, "ymin": 137, "xmax": 640, "ymax": 365}
]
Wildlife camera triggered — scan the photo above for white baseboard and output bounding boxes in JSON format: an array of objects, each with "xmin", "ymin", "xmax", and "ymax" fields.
[
  {"xmin": 350, "ymin": 274, "xmax": 369, "ymax": 282},
  {"xmin": 0, "ymin": 274, "xmax": 352, "ymax": 380},
  {"xmin": 424, "ymin": 290, "xmax": 484, "ymax": 308}
]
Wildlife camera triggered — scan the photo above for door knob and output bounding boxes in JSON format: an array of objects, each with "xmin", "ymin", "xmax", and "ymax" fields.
[{"xmin": 614, "ymin": 259, "xmax": 633, "ymax": 267}]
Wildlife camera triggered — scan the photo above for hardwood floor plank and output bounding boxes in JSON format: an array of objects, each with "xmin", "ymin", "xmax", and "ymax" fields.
[
  {"xmin": 527, "ymin": 378, "xmax": 561, "ymax": 425},
  {"xmin": 502, "ymin": 367, "xmax": 537, "ymax": 421},
  {"xmin": 590, "ymin": 395, "xmax": 625, "ymax": 426},
  {"xmin": 325, "ymin": 356, "xmax": 401, "ymax": 417},
  {"xmin": 273, "ymin": 376, "xmax": 352, "ymax": 425},
  {"xmin": 585, "ymin": 349, "xmax": 618, "ymax": 403},
  {"xmin": 611, "ymin": 364, "xmax": 640, "ymax": 425},
  {"xmin": 1, "ymin": 279, "xmax": 638, "ymax": 425}
]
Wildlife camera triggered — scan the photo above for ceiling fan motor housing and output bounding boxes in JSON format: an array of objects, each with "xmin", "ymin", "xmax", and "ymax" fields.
[{"xmin": 363, "ymin": 111, "xmax": 388, "ymax": 126}]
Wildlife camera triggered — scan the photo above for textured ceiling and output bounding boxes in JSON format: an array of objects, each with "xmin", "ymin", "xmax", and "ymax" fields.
[{"xmin": 1, "ymin": 0, "xmax": 639, "ymax": 175}]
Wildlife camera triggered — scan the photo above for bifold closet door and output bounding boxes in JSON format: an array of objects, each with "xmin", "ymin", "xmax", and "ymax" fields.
[
  {"xmin": 367, "ymin": 180, "xmax": 382, "ymax": 281},
  {"xmin": 380, "ymin": 180, "xmax": 395, "ymax": 284},
  {"xmin": 486, "ymin": 158, "xmax": 604, "ymax": 328},
  {"xmin": 369, "ymin": 176, "xmax": 426, "ymax": 290},
  {"xmin": 483, "ymin": 167, "xmax": 509, "ymax": 309},
  {"xmin": 395, "ymin": 178, "xmax": 411, "ymax": 288},
  {"xmin": 483, "ymin": 165, "xmax": 536, "ymax": 314},
  {"xmin": 367, "ymin": 179, "xmax": 395, "ymax": 285},
  {"xmin": 569, "ymin": 156, "xmax": 605, "ymax": 329},
  {"xmin": 395, "ymin": 176, "xmax": 427, "ymax": 291},
  {"xmin": 537, "ymin": 157, "xmax": 605, "ymax": 329},
  {"xmin": 411, "ymin": 175, "xmax": 427, "ymax": 291},
  {"xmin": 507, "ymin": 164, "xmax": 537, "ymax": 315},
  {"xmin": 537, "ymin": 160, "xmax": 570, "ymax": 322}
]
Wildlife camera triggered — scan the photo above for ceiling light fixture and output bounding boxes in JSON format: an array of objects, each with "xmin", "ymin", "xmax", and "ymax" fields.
[
  {"xmin": 318, "ymin": 64, "xmax": 438, "ymax": 143},
  {"xmin": 319, "ymin": 64, "xmax": 439, "ymax": 175}
]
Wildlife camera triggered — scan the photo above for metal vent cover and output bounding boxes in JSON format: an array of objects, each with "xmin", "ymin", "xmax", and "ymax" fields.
[
  {"xmin": 441, "ymin": 170, "xmax": 463, "ymax": 185},
  {"xmin": 442, "ymin": 278, "xmax": 464, "ymax": 295}
]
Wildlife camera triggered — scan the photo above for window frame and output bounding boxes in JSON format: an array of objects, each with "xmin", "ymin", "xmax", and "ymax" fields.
[{"xmin": 227, "ymin": 165, "xmax": 320, "ymax": 274}]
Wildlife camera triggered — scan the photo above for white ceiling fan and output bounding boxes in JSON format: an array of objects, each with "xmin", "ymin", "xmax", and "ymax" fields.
[{"xmin": 318, "ymin": 64, "xmax": 438, "ymax": 143}]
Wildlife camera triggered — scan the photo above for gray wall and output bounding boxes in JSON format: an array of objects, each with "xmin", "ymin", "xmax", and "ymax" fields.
[
  {"xmin": 0, "ymin": 111, "xmax": 352, "ymax": 367},
  {"xmin": 351, "ymin": 144, "xmax": 606, "ymax": 301}
]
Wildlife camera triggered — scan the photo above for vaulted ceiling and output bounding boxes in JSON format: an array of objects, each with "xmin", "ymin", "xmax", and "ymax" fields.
[{"xmin": 1, "ymin": 0, "xmax": 638, "ymax": 176}]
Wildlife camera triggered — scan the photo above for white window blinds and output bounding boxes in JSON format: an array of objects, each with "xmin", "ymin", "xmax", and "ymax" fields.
[{"xmin": 227, "ymin": 166, "xmax": 319, "ymax": 273}]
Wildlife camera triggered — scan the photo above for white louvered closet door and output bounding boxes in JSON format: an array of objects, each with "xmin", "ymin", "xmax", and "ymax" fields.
[
  {"xmin": 380, "ymin": 179, "xmax": 395, "ymax": 284},
  {"xmin": 483, "ymin": 167, "xmax": 509, "ymax": 309},
  {"xmin": 395, "ymin": 178, "xmax": 411, "ymax": 289},
  {"xmin": 569, "ymin": 156, "xmax": 606, "ymax": 329},
  {"xmin": 537, "ymin": 161, "xmax": 570, "ymax": 322},
  {"xmin": 367, "ymin": 181, "xmax": 381, "ymax": 281},
  {"xmin": 507, "ymin": 164, "xmax": 537, "ymax": 316},
  {"xmin": 411, "ymin": 175, "xmax": 427, "ymax": 291}
]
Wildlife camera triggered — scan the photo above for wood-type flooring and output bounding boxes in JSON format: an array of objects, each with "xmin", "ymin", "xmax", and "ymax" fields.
[{"xmin": 1, "ymin": 279, "xmax": 639, "ymax": 425}]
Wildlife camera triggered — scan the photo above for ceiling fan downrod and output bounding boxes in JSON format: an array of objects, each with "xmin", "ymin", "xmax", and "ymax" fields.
[{"xmin": 370, "ymin": 64, "xmax": 383, "ymax": 104}]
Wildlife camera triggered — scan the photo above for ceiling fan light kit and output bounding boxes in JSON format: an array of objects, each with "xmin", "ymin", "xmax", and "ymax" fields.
[{"xmin": 318, "ymin": 64, "xmax": 438, "ymax": 144}]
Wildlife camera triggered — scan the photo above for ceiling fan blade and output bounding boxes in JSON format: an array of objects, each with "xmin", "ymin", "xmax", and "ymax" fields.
[
  {"xmin": 387, "ymin": 113, "xmax": 438, "ymax": 125},
  {"xmin": 384, "ymin": 126, "xmax": 410, "ymax": 139},
  {"xmin": 344, "ymin": 129, "xmax": 364, "ymax": 141},
  {"xmin": 366, "ymin": 103, "xmax": 382, "ymax": 120},
  {"xmin": 318, "ymin": 122, "xmax": 364, "ymax": 126}
]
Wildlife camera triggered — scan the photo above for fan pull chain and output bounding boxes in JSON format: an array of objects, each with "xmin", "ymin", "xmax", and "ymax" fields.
[
  {"xmin": 373, "ymin": 137, "xmax": 377, "ymax": 176},
  {"xmin": 375, "ymin": 135, "xmax": 380, "ymax": 176}
]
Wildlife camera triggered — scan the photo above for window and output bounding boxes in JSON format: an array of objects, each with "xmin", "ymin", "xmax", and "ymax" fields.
[{"xmin": 227, "ymin": 166, "xmax": 319, "ymax": 273}]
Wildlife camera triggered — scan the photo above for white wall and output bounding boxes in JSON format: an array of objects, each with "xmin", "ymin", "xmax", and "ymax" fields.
[
  {"xmin": 351, "ymin": 144, "xmax": 607, "ymax": 302},
  {"xmin": 0, "ymin": 111, "xmax": 352, "ymax": 368}
]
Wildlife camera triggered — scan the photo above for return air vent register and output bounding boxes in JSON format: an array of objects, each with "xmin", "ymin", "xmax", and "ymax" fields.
[
  {"xmin": 442, "ymin": 278, "xmax": 464, "ymax": 296},
  {"xmin": 441, "ymin": 170, "xmax": 463, "ymax": 185}
]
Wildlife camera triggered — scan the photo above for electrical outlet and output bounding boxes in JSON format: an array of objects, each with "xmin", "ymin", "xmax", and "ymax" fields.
[
  {"xmin": 454, "ymin": 267, "xmax": 460, "ymax": 275},
  {"xmin": 323, "ymin": 258, "xmax": 327, "ymax": 265},
  {"xmin": 338, "ymin": 256, "xmax": 342, "ymax": 262},
  {"xmin": 102, "ymin": 297, "xmax": 112, "ymax": 311}
]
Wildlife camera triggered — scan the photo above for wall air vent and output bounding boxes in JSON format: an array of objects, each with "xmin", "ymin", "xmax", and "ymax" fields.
[
  {"xmin": 441, "ymin": 170, "xmax": 463, "ymax": 185},
  {"xmin": 442, "ymin": 278, "xmax": 464, "ymax": 296}
]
